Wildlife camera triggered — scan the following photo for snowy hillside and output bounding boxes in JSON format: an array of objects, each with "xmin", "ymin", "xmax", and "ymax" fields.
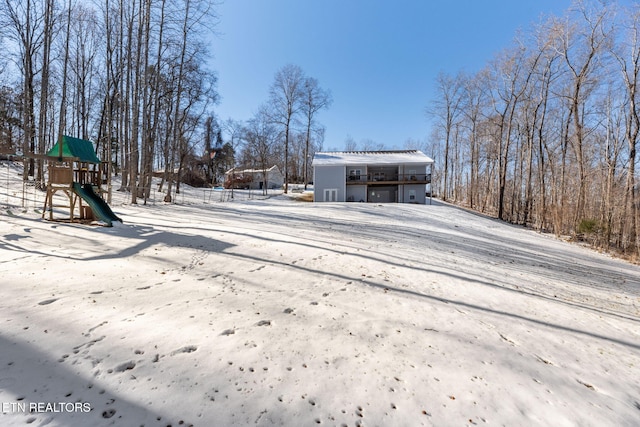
[{"xmin": 1, "ymin": 160, "xmax": 639, "ymax": 426}]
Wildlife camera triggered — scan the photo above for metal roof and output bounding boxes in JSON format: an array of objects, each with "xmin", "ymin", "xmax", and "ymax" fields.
[
  {"xmin": 312, "ymin": 150, "xmax": 434, "ymax": 166},
  {"xmin": 225, "ymin": 165, "xmax": 281, "ymax": 175}
]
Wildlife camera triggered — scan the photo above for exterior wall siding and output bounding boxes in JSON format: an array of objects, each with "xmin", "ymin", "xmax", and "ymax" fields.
[
  {"xmin": 346, "ymin": 185, "xmax": 367, "ymax": 202},
  {"xmin": 401, "ymin": 184, "xmax": 427, "ymax": 204},
  {"xmin": 314, "ymin": 165, "xmax": 346, "ymax": 202}
]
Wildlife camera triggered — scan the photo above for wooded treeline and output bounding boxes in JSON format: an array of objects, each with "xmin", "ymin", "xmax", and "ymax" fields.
[
  {"xmin": 427, "ymin": 0, "xmax": 640, "ymax": 257},
  {"xmin": 0, "ymin": 0, "xmax": 333, "ymax": 203},
  {"xmin": 0, "ymin": 0, "xmax": 218, "ymax": 203},
  {"xmin": 234, "ymin": 64, "xmax": 332, "ymax": 194}
]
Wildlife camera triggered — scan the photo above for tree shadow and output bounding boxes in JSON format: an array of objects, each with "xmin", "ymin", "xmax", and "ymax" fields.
[
  {"xmin": 0, "ymin": 218, "xmax": 234, "ymax": 262},
  {"xmin": 219, "ymin": 248, "xmax": 640, "ymax": 351},
  {"xmin": 0, "ymin": 334, "xmax": 187, "ymax": 426},
  {"xmin": 3, "ymin": 200, "xmax": 638, "ymax": 354},
  {"xmin": 155, "ymin": 201, "xmax": 640, "ymax": 323},
  {"xmin": 149, "ymin": 201, "xmax": 640, "ymax": 350}
]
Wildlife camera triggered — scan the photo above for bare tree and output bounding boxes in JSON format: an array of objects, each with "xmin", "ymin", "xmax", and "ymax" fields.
[
  {"xmin": 612, "ymin": 2, "xmax": 640, "ymax": 254},
  {"xmin": 164, "ymin": 0, "xmax": 197, "ymax": 202},
  {"xmin": 427, "ymin": 71, "xmax": 464, "ymax": 202},
  {"xmin": 68, "ymin": 4, "xmax": 101, "ymax": 140},
  {"xmin": 243, "ymin": 106, "xmax": 277, "ymax": 195},
  {"xmin": 485, "ymin": 52, "xmax": 516, "ymax": 219},
  {"xmin": 1, "ymin": 0, "xmax": 46, "ymax": 178},
  {"xmin": 360, "ymin": 138, "xmax": 385, "ymax": 151},
  {"xmin": 223, "ymin": 118, "xmax": 244, "ymax": 156},
  {"xmin": 269, "ymin": 64, "xmax": 305, "ymax": 194},
  {"xmin": 301, "ymin": 77, "xmax": 332, "ymax": 189},
  {"xmin": 57, "ymin": 0, "xmax": 72, "ymax": 145},
  {"xmin": 459, "ymin": 71, "xmax": 487, "ymax": 210},
  {"xmin": 599, "ymin": 87, "xmax": 624, "ymax": 248},
  {"xmin": 530, "ymin": 22, "xmax": 563, "ymax": 232},
  {"xmin": 553, "ymin": 1, "xmax": 610, "ymax": 230},
  {"xmin": 138, "ymin": 0, "xmax": 166, "ymax": 204},
  {"xmin": 35, "ymin": 0, "xmax": 55, "ymax": 188},
  {"xmin": 344, "ymin": 134, "xmax": 357, "ymax": 151}
]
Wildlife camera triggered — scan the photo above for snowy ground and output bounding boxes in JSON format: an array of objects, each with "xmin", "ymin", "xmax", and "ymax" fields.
[{"xmin": 1, "ymin": 160, "xmax": 639, "ymax": 427}]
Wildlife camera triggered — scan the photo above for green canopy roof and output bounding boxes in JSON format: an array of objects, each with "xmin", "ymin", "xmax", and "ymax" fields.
[{"xmin": 46, "ymin": 135, "xmax": 101, "ymax": 163}]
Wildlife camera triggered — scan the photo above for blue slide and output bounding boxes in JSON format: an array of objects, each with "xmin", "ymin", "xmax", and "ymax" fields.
[{"xmin": 72, "ymin": 182, "xmax": 122, "ymax": 226}]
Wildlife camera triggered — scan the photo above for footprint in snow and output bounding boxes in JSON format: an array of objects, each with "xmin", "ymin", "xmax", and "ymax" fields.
[
  {"xmin": 171, "ymin": 345, "xmax": 198, "ymax": 355},
  {"xmin": 534, "ymin": 354, "xmax": 554, "ymax": 365},
  {"xmin": 577, "ymin": 379, "xmax": 596, "ymax": 390},
  {"xmin": 102, "ymin": 409, "xmax": 116, "ymax": 419},
  {"xmin": 498, "ymin": 333, "xmax": 517, "ymax": 346},
  {"xmin": 113, "ymin": 361, "xmax": 136, "ymax": 373}
]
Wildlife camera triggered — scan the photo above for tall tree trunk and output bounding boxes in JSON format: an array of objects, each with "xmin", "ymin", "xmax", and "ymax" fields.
[
  {"xmin": 36, "ymin": 0, "xmax": 54, "ymax": 189},
  {"xmin": 129, "ymin": 0, "xmax": 145, "ymax": 204},
  {"xmin": 57, "ymin": 0, "xmax": 72, "ymax": 144},
  {"xmin": 139, "ymin": 0, "xmax": 153, "ymax": 203},
  {"xmin": 165, "ymin": 0, "xmax": 191, "ymax": 202}
]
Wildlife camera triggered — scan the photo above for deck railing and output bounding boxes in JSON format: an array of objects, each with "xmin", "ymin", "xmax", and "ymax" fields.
[{"xmin": 346, "ymin": 173, "xmax": 431, "ymax": 184}]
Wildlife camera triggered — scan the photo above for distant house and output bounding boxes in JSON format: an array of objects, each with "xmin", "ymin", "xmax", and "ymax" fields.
[
  {"xmin": 224, "ymin": 165, "xmax": 284, "ymax": 190},
  {"xmin": 312, "ymin": 150, "xmax": 434, "ymax": 203}
]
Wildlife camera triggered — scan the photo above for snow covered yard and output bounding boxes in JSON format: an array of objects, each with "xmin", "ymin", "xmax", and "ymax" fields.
[{"xmin": 1, "ymin": 162, "xmax": 640, "ymax": 426}]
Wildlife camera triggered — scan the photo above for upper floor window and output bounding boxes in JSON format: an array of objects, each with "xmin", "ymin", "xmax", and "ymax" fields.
[{"xmin": 348, "ymin": 169, "xmax": 362, "ymax": 180}]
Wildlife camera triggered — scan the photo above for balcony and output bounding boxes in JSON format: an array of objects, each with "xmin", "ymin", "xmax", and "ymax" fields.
[{"xmin": 346, "ymin": 173, "xmax": 431, "ymax": 185}]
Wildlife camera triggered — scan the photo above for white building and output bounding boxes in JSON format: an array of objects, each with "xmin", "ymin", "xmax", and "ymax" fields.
[
  {"xmin": 224, "ymin": 165, "xmax": 284, "ymax": 190},
  {"xmin": 312, "ymin": 150, "xmax": 434, "ymax": 203}
]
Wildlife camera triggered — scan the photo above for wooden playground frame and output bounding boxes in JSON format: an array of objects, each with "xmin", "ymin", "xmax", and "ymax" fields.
[
  {"xmin": 43, "ymin": 159, "xmax": 106, "ymax": 223},
  {"xmin": 1, "ymin": 136, "xmax": 112, "ymax": 224}
]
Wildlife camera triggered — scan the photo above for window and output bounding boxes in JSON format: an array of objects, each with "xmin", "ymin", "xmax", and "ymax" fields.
[{"xmin": 349, "ymin": 169, "xmax": 362, "ymax": 181}]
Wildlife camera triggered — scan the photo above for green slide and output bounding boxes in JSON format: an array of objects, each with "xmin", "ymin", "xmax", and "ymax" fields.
[{"xmin": 72, "ymin": 182, "xmax": 122, "ymax": 227}]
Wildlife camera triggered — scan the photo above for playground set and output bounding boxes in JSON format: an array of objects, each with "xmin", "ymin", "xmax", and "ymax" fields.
[{"xmin": 42, "ymin": 135, "xmax": 121, "ymax": 226}]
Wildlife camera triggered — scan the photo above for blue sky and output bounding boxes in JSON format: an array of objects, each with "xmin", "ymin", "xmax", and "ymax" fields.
[{"xmin": 210, "ymin": 0, "xmax": 574, "ymax": 150}]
